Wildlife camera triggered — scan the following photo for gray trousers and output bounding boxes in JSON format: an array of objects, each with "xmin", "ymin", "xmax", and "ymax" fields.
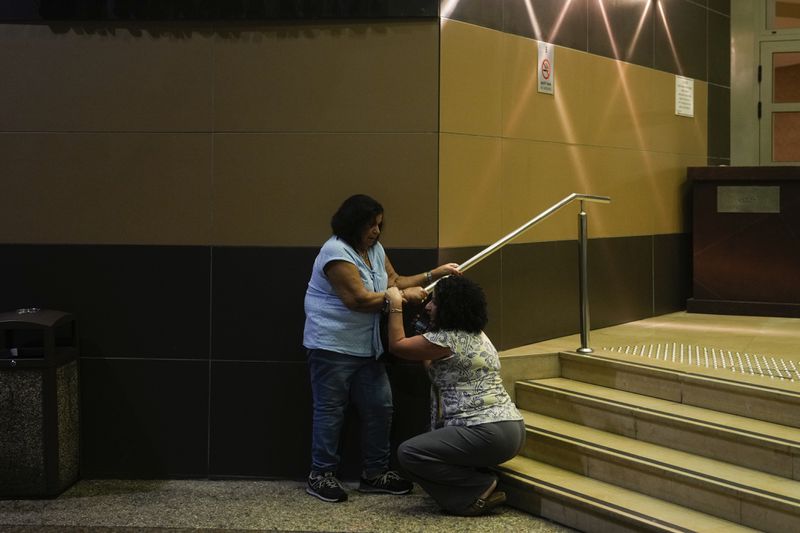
[{"xmin": 397, "ymin": 419, "xmax": 526, "ymax": 514}]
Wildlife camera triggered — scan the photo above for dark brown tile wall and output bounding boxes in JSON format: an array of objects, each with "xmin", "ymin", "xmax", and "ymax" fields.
[
  {"xmin": 0, "ymin": 243, "xmax": 437, "ymax": 477},
  {"xmin": 707, "ymin": 5, "xmax": 730, "ymax": 164},
  {"xmin": 210, "ymin": 246, "xmax": 317, "ymax": 363},
  {"xmin": 80, "ymin": 358, "xmax": 209, "ymax": 477},
  {"xmin": 708, "ymin": 7, "xmax": 731, "ymax": 87},
  {"xmin": 504, "ymin": 0, "xmax": 589, "ymax": 51},
  {"xmin": 209, "ymin": 361, "xmax": 311, "ymax": 479},
  {"xmin": 587, "ymin": 0, "xmax": 654, "ymax": 66},
  {"xmin": 708, "ymin": 83, "xmax": 731, "ymax": 161},
  {"xmin": 502, "ymin": 241, "xmax": 582, "ymax": 349},
  {"xmin": 654, "ymin": 233, "xmax": 692, "ymax": 316},
  {"xmin": 3, "ymin": 1, "xmax": 439, "ymax": 21},
  {"xmin": 587, "ymin": 236, "xmax": 654, "ymax": 330},
  {"xmin": 210, "ymin": 246, "xmax": 437, "ymax": 362},
  {"xmin": 708, "ymin": 0, "xmax": 730, "ymax": 16},
  {"xmin": 654, "ymin": 0, "xmax": 708, "ymax": 80},
  {"xmin": 0, "ymin": 245, "xmax": 210, "ymax": 358},
  {"xmin": 438, "ymin": 234, "xmax": 689, "ymax": 352}
]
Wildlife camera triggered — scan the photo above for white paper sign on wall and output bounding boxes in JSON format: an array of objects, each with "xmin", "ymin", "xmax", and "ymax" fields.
[
  {"xmin": 675, "ymin": 75, "xmax": 694, "ymax": 117},
  {"xmin": 538, "ymin": 42, "xmax": 554, "ymax": 95}
]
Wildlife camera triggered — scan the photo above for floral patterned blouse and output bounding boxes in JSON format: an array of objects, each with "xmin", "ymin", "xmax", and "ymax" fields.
[{"xmin": 423, "ymin": 329, "xmax": 523, "ymax": 428}]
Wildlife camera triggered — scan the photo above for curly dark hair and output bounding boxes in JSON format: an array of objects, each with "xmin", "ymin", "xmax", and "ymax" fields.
[
  {"xmin": 430, "ymin": 276, "xmax": 488, "ymax": 334},
  {"xmin": 330, "ymin": 194, "xmax": 384, "ymax": 249}
]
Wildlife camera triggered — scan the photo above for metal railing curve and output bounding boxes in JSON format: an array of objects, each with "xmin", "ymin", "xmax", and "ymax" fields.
[{"xmin": 423, "ymin": 193, "xmax": 611, "ymax": 353}]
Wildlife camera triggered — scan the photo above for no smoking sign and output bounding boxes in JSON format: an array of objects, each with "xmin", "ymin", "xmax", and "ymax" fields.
[{"xmin": 538, "ymin": 42, "xmax": 554, "ymax": 95}]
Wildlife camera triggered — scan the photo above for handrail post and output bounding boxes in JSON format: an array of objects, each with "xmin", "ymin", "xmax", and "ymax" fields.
[{"xmin": 577, "ymin": 201, "xmax": 593, "ymax": 354}]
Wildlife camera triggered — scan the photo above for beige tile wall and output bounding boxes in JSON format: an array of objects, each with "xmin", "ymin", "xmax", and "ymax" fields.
[
  {"xmin": 213, "ymin": 132, "xmax": 438, "ymax": 247},
  {"xmin": 0, "ymin": 24, "xmax": 214, "ymax": 132},
  {"xmin": 213, "ymin": 22, "xmax": 438, "ymax": 134},
  {"xmin": 0, "ymin": 133, "xmax": 213, "ymax": 245},
  {"xmin": 0, "ymin": 21, "xmax": 439, "ymax": 247},
  {"xmin": 438, "ymin": 19, "xmax": 708, "ymax": 248},
  {"xmin": 439, "ymin": 17, "xmax": 503, "ymax": 137}
]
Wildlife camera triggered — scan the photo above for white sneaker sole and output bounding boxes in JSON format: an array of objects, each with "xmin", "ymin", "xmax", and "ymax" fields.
[{"xmin": 306, "ymin": 486, "xmax": 347, "ymax": 502}]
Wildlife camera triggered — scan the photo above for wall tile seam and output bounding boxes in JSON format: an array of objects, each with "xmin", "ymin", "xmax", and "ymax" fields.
[
  {"xmin": 0, "ymin": 16, "xmax": 441, "ymax": 24},
  {"xmin": 0, "ymin": 130, "xmax": 441, "ymax": 135},
  {"xmin": 0, "ymin": 240, "xmax": 440, "ymax": 247},
  {"xmin": 438, "ymin": 232, "xmax": 688, "ymax": 251},
  {"xmin": 80, "ymin": 356, "xmax": 308, "ymax": 364},
  {"xmin": 0, "ymin": 130, "xmax": 212, "ymax": 134},
  {"xmin": 682, "ymin": 0, "xmax": 725, "ymax": 13},
  {"xmin": 707, "ymin": 81, "xmax": 731, "ymax": 90},
  {"xmin": 210, "ymin": 131, "xmax": 441, "ymax": 135},
  {"xmin": 440, "ymin": 131, "xmax": 709, "ymax": 158}
]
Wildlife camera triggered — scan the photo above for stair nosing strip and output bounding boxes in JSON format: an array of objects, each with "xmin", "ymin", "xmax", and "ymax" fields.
[
  {"xmin": 499, "ymin": 464, "xmax": 705, "ymax": 533},
  {"xmin": 525, "ymin": 422, "xmax": 800, "ymax": 507},
  {"xmin": 520, "ymin": 380, "xmax": 800, "ymax": 449},
  {"xmin": 559, "ymin": 351, "xmax": 800, "ymax": 399}
]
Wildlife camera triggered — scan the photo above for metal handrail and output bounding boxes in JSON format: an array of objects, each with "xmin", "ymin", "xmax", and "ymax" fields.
[{"xmin": 424, "ymin": 192, "xmax": 610, "ymax": 353}]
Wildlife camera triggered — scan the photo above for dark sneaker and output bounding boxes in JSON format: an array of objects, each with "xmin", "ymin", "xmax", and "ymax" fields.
[
  {"xmin": 306, "ymin": 471, "xmax": 348, "ymax": 502},
  {"xmin": 357, "ymin": 470, "xmax": 413, "ymax": 495}
]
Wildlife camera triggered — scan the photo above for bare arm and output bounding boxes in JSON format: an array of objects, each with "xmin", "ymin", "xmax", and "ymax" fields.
[
  {"xmin": 385, "ymin": 287, "xmax": 451, "ymax": 361},
  {"xmin": 325, "ymin": 260, "xmax": 385, "ymax": 313},
  {"xmin": 385, "ymin": 256, "xmax": 461, "ymax": 304}
]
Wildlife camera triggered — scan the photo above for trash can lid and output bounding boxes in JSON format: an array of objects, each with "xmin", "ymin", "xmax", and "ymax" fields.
[{"xmin": 0, "ymin": 309, "xmax": 74, "ymax": 329}]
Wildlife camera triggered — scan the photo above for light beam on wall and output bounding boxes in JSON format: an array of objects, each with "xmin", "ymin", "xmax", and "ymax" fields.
[
  {"xmin": 548, "ymin": 0, "xmax": 575, "ymax": 44},
  {"xmin": 626, "ymin": 0, "xmax": 653, "ymax": 60},
  {"xmin": 522, "ymin": 0, "xmax": 544, "ymax": 41},
  {"xmin": 522, "ymin": 0, "xmax": 575, "ymax": 43},
  {"xmin": 440, "ymin": 0, "xmax": 462, "ymax": 20},
  {"xmin": 596, "ymin": 0, "xmax": 653, "ymax": 62},
  {"xmin": 656, "ymin": 0, "xmax": 683, "ymax": 76}
]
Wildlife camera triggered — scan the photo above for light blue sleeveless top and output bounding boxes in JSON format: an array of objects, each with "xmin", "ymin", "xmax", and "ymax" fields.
[{"xmin": 303, "ymin": 236, "xmax": 388, "ymax": 358}]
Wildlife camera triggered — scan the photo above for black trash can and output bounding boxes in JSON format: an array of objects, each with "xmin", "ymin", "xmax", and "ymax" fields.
[{"xmin": 0, "ymin": 309, "xmax": 79, "ymax": 497}]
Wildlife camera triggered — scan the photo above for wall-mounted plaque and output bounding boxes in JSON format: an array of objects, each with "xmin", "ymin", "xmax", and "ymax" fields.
[{"xmin": 717, "ymin": 185, "xmax": 780, "ymax": 213}]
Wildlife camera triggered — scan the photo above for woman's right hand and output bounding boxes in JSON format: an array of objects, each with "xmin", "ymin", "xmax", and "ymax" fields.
[{"xmin": 431, "ymin": 263, "xmax": 461, "ymax": 280}]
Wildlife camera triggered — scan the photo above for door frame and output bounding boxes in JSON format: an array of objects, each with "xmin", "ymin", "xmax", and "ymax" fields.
[{"xmin": 759, "ymin": 40, "xmax": 800, "ymax": 165}]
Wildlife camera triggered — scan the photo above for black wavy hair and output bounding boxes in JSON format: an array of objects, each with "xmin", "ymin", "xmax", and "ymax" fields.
[
  {"xmin": 330, "ymin": 194, "xmax": 384, "ymax": 249},
  {"xmin": 430, "ymin": 276, "xmax": 488, "ymax": 334}
]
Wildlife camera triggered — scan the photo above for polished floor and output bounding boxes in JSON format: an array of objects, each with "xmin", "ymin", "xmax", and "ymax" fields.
[
  {"xmin": 506, "ymin": 311, "xmax": 800, "ymax": 385},
  {"xmin": 3, "ymin": 311, "xmax": 798, "ymax": 532}
]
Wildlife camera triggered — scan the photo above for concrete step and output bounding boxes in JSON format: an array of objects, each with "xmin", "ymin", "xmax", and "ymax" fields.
[
  {"xmin": 498, "ymin": 455, "xmax": 757, "ymax": 533},
  {"xmin": 515, "ymin": 377, "xmax": 800, "ymax": 480},
  {"xmin": 558, "ymin": 351, "xmax": 800, "ymax": 428},
  {"xmin": 518, "ymin": 410, "xmax": 800, "ymax": 532}
]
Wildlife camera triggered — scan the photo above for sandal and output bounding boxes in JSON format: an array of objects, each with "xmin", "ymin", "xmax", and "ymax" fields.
[{"xmin": 462, "ymin": 490, "xmax": 507, "ymax": 516}]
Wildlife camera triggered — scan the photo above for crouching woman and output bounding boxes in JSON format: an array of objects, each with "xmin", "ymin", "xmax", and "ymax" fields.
[{"xmin": 384, "ymin": 276, "xmax": 525, "ymax": 516}]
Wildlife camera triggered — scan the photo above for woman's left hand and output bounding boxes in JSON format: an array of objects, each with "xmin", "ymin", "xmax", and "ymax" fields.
[{"xmin": 386, "ymin": 286, "xmax": 404, "ymax": 308}]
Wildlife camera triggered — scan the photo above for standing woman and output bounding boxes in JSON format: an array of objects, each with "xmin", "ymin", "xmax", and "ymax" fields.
[
  {"xmin": 303, "ymin": 194, "xmax": 460, "ymax": 503},
  {"xmin": 384, "ymin": 276, "xmax": 525, "ymax": 516}
]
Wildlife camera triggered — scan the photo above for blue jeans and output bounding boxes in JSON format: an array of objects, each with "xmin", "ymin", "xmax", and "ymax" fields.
[{"xmin": 308, "ymin": 349, "xmax": 393, "ymax": 478}]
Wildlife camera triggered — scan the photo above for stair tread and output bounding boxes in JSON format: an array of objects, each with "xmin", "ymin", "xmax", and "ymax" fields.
[
  {"xmin": 500, "ymin": 455, "xmax": 758, "ymax": 532},
  {"xmin": 523, "ymin": 377, "xmax": 800, "ymax": 446},
  {"xmin": 561, "ymin": 351, "xmax": 800, "ymax": 395},
  {"xmin": 520, "ymin": 409, "xmax": 800, "ymax": 502}
]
